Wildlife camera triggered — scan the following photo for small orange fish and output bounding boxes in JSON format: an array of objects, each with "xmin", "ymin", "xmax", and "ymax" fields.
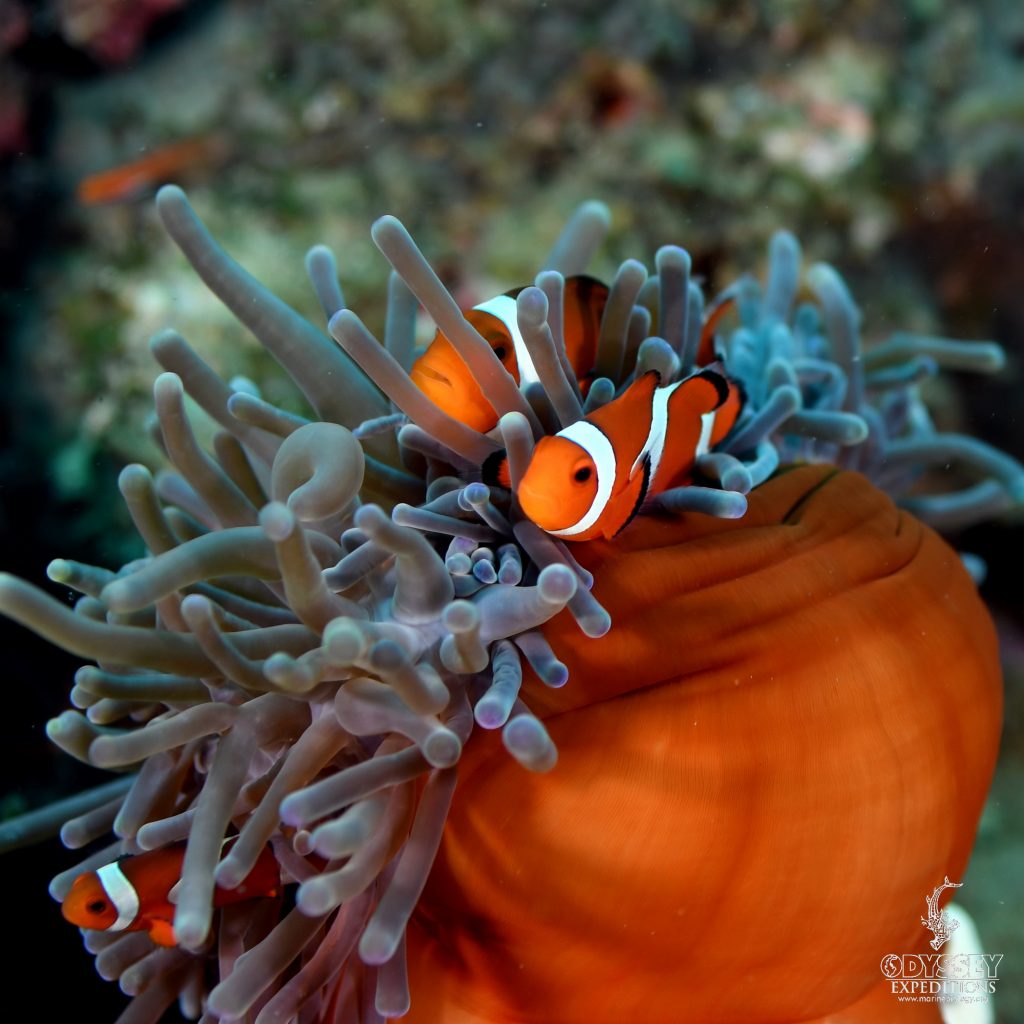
[
  {"xmin": 494, "ymin": 367, "xmax": 743, "ymax": 541},
  {"xmin": 61, "ymin": 837, "xmax": 279, "ymax": 947},
  {"xmin": 76, "ymin": 137, "xmax": 224, "ymax": 206},
  {"xmin": 411, "ymin": 275, "xmax": 609, "ymax": 433}
]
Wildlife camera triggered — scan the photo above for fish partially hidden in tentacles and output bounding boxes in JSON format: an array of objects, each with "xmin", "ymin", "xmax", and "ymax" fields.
[
  {"xmin": 60, "ymin": 837, "xmax": 280, "ymax": 947},
  {"xmin": 410, "ymin": 275, "xmax": 609, "ymax": 432},
  {"xmin": 486, "ymin": 366, "xmax": 744, "ymax": 540},
  {"xmin": 410, "ymin": 277, "xmax": 735, "ymax": 434}
]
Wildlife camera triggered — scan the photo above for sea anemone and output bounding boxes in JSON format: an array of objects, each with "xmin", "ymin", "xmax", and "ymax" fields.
[{"xmin": 0, "ymin": 186, "xmax": 1017, "ymax": 1023}]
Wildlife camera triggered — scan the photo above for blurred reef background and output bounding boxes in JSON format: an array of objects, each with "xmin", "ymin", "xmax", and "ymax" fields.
[{"xmin": 0, "ymin": 0, "xmax": 1021, "ymax": 1019}]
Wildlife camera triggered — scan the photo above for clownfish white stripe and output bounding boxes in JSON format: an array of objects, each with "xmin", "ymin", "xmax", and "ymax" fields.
[
  {"xmin": 473, "ymin": 294, "xmax": 541, "ymax": 387},
  {"xmin": 696, "ymin": 410, "xmax": 717, "ymax": 459},
  {"xmin": 629, "ymin": 382, "xmax": 719, "ymax": 488},
  {"xmin": 547, "ymin": 420, "xmax": 617, "ymax": 537},
  {"xmin": 630, "ymin": 380, "xmax": 680, "ymax": 486},
  {"xmin": 96, "ymin": 860, "xmax": 140, "ymax": 932}
]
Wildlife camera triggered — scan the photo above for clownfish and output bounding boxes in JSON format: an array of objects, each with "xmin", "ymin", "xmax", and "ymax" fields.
[
  {"xmin": 411, "ymin": 275, "xmax": 609, "ymax": 433},
  {"xmin": 411, "ymin": 275, "xmax": 737, "ymax": 435},
  {"xmin": 60, "ymin": 837, "xmax": 279, "ymax": 947},
  {"xmin": 486, "ymin": 367, "xmax": 743, "ymax": 541}
]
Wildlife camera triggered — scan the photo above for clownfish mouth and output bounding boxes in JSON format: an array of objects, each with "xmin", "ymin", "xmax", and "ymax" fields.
[{"xmin": 414, "ymin": 365, "xmax": 452, "ymax": 388}]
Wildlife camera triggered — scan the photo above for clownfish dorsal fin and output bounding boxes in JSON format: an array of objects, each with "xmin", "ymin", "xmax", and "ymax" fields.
[
  {"xmin": 563, "ymin": 274, "xmax": 611, "ymax": 317},
  {"xmin": 481, "ymin": 449, "xmax": 510, "ymax": 490},
  {"xmin": 636, "ymin": 368, "xmax": 662, "ymax": 390},
  {"xmin": 691, "ymin": 361, "xmax": 746, "ymax": 415},
  {"xmin": 616, "ymin": 369, "xmax": 661, "ymax": 419},
  {"xmin": 566, "ymin": 273, "xmax": 609, "ymax": 290},
  {"xmin": 686, "ymin": 364, "xmax": 731, "ymax": 410}
]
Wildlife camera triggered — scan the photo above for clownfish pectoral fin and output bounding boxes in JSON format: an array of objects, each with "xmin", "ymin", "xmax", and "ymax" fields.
[
  {"xmin": 482, "ymin": 449, "xmax": 511, "ymax": 490},
  {"xmin": 608, "ymin": 454, "xmax": 652, "ymax": 538},
  {"xmin": 147, "ymin": 918, "xmax": 177, "ymax": 947}
]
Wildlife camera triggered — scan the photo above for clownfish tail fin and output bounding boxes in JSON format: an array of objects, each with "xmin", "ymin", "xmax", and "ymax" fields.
[{"xmin": 482, "ymin": 449, "xmax": 510, "ymax": 489}]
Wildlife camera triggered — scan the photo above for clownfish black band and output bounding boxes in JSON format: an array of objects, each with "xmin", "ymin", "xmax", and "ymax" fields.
[
  {"xmin": 693, "ymin": 369, "xmax": 731, "ymax": 408},
  {"xmin": 482, "ymin": 449, "xmax": 508, "ymax": 488}
]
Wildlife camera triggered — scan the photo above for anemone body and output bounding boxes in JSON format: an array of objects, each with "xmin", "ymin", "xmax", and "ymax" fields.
[{"xmin": 407, "ymin": 466, "xmax": 1002, "ymax": 1023}]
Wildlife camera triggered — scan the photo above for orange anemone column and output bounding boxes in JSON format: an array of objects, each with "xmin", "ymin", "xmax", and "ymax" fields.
[{"xmin": 407, "ymin": 465, "xmax": 1001, "ymax": 1024}]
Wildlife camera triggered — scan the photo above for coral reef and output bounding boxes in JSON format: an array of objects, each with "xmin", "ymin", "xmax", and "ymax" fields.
[{"xmin": 0, "ymin": 183, "xmax": 1018, "ymax": 1021}]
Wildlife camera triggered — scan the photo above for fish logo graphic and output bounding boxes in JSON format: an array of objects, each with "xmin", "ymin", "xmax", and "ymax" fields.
[
  {"xmin": 880, "ymin": 878, "xmax": 1002, "ymax": 1012},
  {"xmin": 921, "ymin": 876, "xmax": 963, "ymax": 951}
]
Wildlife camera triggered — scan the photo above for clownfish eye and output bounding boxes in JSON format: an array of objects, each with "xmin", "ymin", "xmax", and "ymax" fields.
[
  {"xmin": 87, "ymin": 899, "xmax": 108, "ymax": 915},
  {"xmin": 493, "ymin": 344, "xmax": 508, "ymax": 361},
  {"xmin": 573, "ymin": 466, "xmax": 593, "ymax": 483}
]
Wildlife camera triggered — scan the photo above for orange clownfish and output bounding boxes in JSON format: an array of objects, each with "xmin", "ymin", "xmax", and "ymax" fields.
[
  {"xmin": 491, "ymin": 367, "xmax": 743, "ymax": 542},
  {"xmin": 411, "ymin": 275, "xmax": 738, "ymax": 435},
  {"xmin": 410, "ymin": 275, "xmax": 609, "ymax": 433},
  {"xmin": 60, "ymin": 838, "xmax": 279, "ymax": 947}
]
